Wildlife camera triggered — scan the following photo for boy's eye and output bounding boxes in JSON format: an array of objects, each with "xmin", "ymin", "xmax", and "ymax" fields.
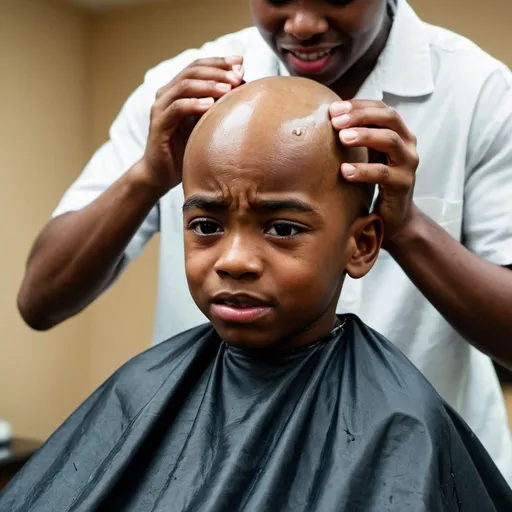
[
  {"xmin": 189, "ymin": 219, "xmax": 222, "ymax": 236},
  {"xmin": 266, "ymin": 222, "xmax": 304, "ymax": 238}
]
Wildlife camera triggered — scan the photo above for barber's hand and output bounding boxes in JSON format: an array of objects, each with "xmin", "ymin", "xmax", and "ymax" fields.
[
  {"xmin": 140, "ymin": 56, "xmax": 244, "ymax": 193},
  {"xmin": 330, "ymin": 100, "xmax": 419, "ymax": 246}
]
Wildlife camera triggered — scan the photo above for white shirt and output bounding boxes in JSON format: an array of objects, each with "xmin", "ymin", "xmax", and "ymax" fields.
[{"xmin": 54, "ymin": 0, "xmax": 512, "ymax": 483}]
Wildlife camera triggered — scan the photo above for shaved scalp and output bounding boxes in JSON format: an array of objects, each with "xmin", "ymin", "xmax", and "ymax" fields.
[{"xmin": 184, "ymin": 76, "xmax": 374, "ymax": 212}]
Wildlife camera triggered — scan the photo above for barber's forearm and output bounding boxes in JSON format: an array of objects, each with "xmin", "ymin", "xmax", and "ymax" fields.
[
  {"xmin": 17, "ymin": 161, "xmax": 164, "ymax": 330},
  {"xmin": 386, "ymin": 205, "xmax": 512, "ymax": 370}
]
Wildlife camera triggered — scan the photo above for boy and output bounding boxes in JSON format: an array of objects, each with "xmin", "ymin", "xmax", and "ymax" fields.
[
  {"xmin": 18, "ymin": 0, "xmax": 512, "ymax": 482},
  {"xmin": 2, "ymin": 77, "xmax": 511, "ymax": 511}
]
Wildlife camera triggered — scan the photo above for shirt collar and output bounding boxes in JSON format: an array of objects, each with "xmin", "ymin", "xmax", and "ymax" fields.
[
  {"xmin": 245, "ymin": 0, "xmax": 434, "ymax": 100},
  {"xmin": 374, "ymin": 0, "xmax": 434, "ymax": 98}
]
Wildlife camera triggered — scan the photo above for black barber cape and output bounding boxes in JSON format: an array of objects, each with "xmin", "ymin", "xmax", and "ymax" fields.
[{"xmin": 2, "ymin": 315, "xmax": 511, "ymax": 511}]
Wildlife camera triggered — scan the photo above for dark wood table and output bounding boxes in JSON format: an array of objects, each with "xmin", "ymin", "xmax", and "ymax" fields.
[{"xmin": 0, "ymin": 438, "xmax": 42, "ymax": 491}]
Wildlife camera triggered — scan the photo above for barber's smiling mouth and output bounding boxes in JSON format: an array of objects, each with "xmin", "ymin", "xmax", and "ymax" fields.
[
  {"xmin": 210, "ymin": 292, "xmax": 274, "ymax": 324},
  {"xmin": 281, "ymin": 44, "xmax": 343, "ymax": 74}
]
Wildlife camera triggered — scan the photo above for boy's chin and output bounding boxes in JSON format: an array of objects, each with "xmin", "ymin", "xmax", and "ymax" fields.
[{"xmin": 213, "ymin": 324, "xmax": 281, "ymax": 350}]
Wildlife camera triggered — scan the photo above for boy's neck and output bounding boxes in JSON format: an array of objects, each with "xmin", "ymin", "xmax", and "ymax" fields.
[{"xmin": 275, "ymin": 314, "xmax": 343, "ymax": 351}]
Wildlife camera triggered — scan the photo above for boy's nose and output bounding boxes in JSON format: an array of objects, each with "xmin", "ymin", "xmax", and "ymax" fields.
[
  {"xmin": 284, "ymin": 9, "xmax": 329, "ymax": 41},
  {"xmin": 214, "ymin": 234, "xmax": 263, "ymax": 280}
]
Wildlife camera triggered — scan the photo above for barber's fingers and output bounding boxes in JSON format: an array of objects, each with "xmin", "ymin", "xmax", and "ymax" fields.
[
  {"xmin": 189, "ymin": 56, "xmax": 243, "ymax": 70},
  {"xmin": 185, "ymin": 64, "xmax": 245, "ymax": 85},
  {"xmin": 338, "ymin": 127, "xmax": 414, "ymax": 166},
  {"xmin": 331, "ymin": 101, "xmax": 415, "ymax": 145},
  {"xmin": 151, "ymin": 78, "xmax": 227, "ymax": 130},
  {"xmin": 155, "ymin": 62, "xmax": 245, "ymax": 102},
  {"xmin": 340, "ymin": 162, "xmax": 414, "ymax": 193},
  {"xmin": 154, "ymin": 97, "xmax": 214, "ymax": 131},
  {"xmin": 158, "ymin": 77, "xmax": 232, "ymax": 108},
  {"xmin": 330, "ymin": 100, "xmax": 387, "ymax": 116},
  {"xmin": 149, "ymin": 57, "xmax": 246, "ymax": 137}
]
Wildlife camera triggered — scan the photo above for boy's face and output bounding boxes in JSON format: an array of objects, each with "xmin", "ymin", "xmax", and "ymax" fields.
[
  {"xmin": 249, "ymin": 0, "xmax": 388, "ymax": 87},
  {"xmin": 183, "ymin": 84, "xmax": 380, "ymax": 349}
]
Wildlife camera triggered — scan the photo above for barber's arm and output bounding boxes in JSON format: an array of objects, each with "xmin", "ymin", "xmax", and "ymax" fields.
[
  {"xmin": 18, "ymin": 165, "xmax": 163, "ymax": 331},
  {"xmin": 383, "ymin": 207, "xmax": 512, "ymax": 370},
  {"xmin": 18, "ymin": 56, "xmax": 244, "ymax": 331},
  {"xmin": 329, "ymin": 72, "xmax": 512, "ymax": 370}
]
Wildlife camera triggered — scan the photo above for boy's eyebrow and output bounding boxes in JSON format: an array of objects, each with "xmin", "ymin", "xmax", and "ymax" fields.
[
  {"xmin": 183, "ymin": 195, "xmax": 318, "ymax": 215},
  {"xmin": 183, "ymin": 195, "xmax": 227, "ymax": 212}
]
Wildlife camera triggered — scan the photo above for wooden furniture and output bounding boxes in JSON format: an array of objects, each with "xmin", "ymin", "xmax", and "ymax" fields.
[{"xmin": 0, "ymin": 438, "xmax": 42, "ymax": 491}]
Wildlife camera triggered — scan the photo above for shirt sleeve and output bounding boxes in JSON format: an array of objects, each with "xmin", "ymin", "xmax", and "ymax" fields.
[
  {"xmin": 463, "ymin": 65, "xmax": 512, "ymax": 266},
  {"xmin": 52, "ymin": 48, "xmax": 205, "ymax": 263}
]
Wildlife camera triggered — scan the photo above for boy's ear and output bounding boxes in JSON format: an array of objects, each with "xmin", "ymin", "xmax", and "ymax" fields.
[{"xmin": 344, "ymin": 213, "xmax": 383, "ymax": 279}]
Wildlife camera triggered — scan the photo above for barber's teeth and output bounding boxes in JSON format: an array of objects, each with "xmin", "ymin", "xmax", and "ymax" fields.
[{"xmin": 291, "ymin": 49, "xmax": 331, "ymax": 61}]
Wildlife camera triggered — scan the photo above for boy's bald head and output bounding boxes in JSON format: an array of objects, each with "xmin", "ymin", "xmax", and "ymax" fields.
[
  {"xmin": 184, "ymin": 76, "xmax": 373, "ymax": 215},
  {"xmin": 182, "ymin": 76, "xmax": 382, "ymax": 349}
]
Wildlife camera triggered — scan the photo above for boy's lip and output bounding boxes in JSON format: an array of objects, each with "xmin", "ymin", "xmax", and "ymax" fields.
[
  {"xmin": 210, "ymin": 304, "xmax": 272, "ymax": 324},
  {"xmin": 210, "ymin": 292, "xmax": 274, "ymax": 324},
  {"xmin": 210, "ymin": 292, "xmax": 274, "ymax": 308}
]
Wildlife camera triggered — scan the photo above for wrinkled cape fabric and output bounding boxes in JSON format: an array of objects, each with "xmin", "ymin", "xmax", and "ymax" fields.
[{"xmin": 1, "ymin": 315, "xmax": 511, "ymax": 511}]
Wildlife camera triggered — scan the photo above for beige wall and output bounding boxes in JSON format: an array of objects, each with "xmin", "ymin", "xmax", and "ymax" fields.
[
  {"xmin": 411, "ymin": 0, "xmax": 512, "ymax": 65},
  {"xmin": 0, "ymin": 0, "xmax": 91, "ymax": 439},
  {"xmin": 2, "ymin": 0, "xmax": 512, "ymax": 439}
]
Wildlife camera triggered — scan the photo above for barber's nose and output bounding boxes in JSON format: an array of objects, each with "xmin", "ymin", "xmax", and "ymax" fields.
[
  {"xmin": 214, "ymin": 233, "xmax": 263, "ymax": 281},
  {"xmin": 284, "ymin": 9, "xmax": 328, "ymax": 40}
]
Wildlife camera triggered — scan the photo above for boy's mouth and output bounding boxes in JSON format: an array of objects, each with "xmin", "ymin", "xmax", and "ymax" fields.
[{"xmin": 210, "ymin": 293, "xmax": 273, "ymax": 324}]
